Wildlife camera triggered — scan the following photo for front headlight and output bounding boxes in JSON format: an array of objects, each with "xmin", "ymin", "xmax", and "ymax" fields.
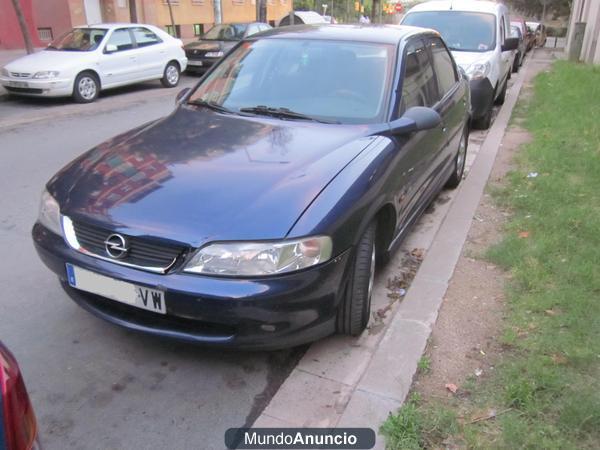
[
  {"xmin": 205, "ymin": 51, "xmax": 224, "ymax": 58},
  {"xmin": 33, "ymin": 71, "xmax": 60, "ymax": 79},
  {"xmin": 464, "ymin": 62, "xmax": 490, "ymax": 80},
  {"xmin": 38, "ymin": 189, "xmax": 62, "ymax": 236},
  {"xmin": 184, "ymin": 236, "xmax": 333, "ymax": 276}
]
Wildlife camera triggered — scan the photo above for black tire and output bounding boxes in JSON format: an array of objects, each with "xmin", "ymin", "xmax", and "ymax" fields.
[
  {"xmin": 72, "ymin": 71, "xmax": 99, "ymax": 103},
  {"xmin": 472, "ymin": 104, "xmax": 492, "ymax": 130},
  {"xmin": 161, "ymin": 61, "xmax": 180, "ymax": 88},
  {"xmin": 445, "ymin": 128, "xmax": 468, "ymax": 189},
  {"xmin": 495, "ymin": 79, "xmax": 507, "ymax": 105},
  {"xmin": 337, "ymin": 222, "xmax": 376, "ymax": 336},
  {"xmin": 512, "ymin": 53, "xmax": 520, "ymax": 73}
]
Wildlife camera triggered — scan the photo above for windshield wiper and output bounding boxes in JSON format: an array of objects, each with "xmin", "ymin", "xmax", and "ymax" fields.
[
  {"xmin": 187, "ymin": 99, "xmax": 235, "ymax": 114},
  {"xmin": 239, "ymin": 106, "xmax": 338, "ymax": 124}
]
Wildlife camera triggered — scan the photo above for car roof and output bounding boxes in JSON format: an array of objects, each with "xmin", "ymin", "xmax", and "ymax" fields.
[
  {"xmin": 406, "ymin": 0, "xmax": 504, "ymax": 14},
  {"xmin": 257, "ymin": 24, "xmax": 437, "ymax": 45},
  {"xmin": 74, "ymin": 23, "xmax": 157, "ymax": 30}
]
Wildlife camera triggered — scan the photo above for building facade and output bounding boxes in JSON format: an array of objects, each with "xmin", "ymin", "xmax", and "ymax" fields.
[
  {"xmin": 0, "ymin": 0, "xmax": 42, "ymax": 49},
  {"xmin": 566, "ymin": 0, "xmax": 600, "ymax": 64},
  {"xmin": 2, "ymin": 0, "xmax": 292, "ymax": 49}
]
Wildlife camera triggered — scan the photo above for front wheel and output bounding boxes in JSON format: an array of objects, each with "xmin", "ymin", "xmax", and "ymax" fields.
[
  {"xmin": 73, "ymin": 72, "xmax": 99, "ymax": 103},
  {"xmin": 445, "ymin": 128, "xmax": 468, "ymax": 189},
  {"xmin": 337, "ymin": 222, "xmax": 376, "ymax": 336},
  {"xmin": 161, "ymin": 62, "xmax": 180, "ymax": 88},
  {"xmin": 495, "ymin": 79, "xmax": 507, "ymax": 105}
]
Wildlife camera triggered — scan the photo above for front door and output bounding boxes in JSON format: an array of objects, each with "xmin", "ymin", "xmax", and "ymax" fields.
[
  {"xmin": 98, "ymin": 28, "xmax": 139, "ymax": 87},
  {"xmin": 84, "ymin": 0, "xmax": 103, "ymax": 25}
]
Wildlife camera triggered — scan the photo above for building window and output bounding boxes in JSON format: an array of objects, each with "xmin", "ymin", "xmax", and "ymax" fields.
[
  {"xmin": 117, "ymin": 0, "xmax": 127, "ymax": 7},
  {"xmin": 165, "ymin": 25, "xmax": 181, "ymax": 37},
  {"xmin": 37, "ymin": 28, "xmax": 53, "ymax": 41},
  {"xmin": 232, "ymin": 0, "xmax": 245, "ymax": 4},
  {"xmin": 163, "ymin": 0, "xmax": 179, "ymax": 5},
  {"xmin": 191, "ymin": 0, "xmax": 205, "ymax": 4},
  {"xmin": 193, "ymin": 24, "xmax": 204, "ymax": 36}
]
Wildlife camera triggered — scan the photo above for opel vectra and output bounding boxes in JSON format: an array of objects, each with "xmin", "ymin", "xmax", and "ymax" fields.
[{"xmin": 33, "ymin": 25, "xmax": 470, "ymax": 349}]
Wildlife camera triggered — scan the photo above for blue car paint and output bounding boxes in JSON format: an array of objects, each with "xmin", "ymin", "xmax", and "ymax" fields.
[{"xmin": 33, "ymin": 25, "xmax": 470, "ymax": 349}]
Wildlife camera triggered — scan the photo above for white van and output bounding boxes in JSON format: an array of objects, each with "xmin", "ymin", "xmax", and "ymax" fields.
[{"xmin": 402, "ymin": 0, "xmax": 518, "ymax": 129}]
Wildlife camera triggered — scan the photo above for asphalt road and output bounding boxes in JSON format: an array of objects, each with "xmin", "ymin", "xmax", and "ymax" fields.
[{"xmin": 0, "ymin": 78, "xmax": 302, "ymax": 450}]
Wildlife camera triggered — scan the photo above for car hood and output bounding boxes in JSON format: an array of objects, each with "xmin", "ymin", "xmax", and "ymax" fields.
[
  {"xmin": 184, "ymin": 40, "xmax": 237, "ymax": 52},
  {"xmin": 49, "ymin": 107, "xmax": 379, "ymax": 247},
  {"xmin": 451, "ymin": 51, "xmax": 493, "ymax": 71},
  {"xmin": 4, "ymin": 49, "xmax": 94, "ymax": 72}
]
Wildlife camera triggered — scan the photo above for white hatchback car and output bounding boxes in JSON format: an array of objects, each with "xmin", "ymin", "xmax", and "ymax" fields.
[{"xmin": 0, "ymin": 23, "xmax": 188, "ymax": 103}]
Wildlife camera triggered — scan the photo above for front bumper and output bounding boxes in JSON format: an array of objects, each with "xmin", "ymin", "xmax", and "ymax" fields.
[
  {"xmin": 185, "ymin": 57, "xmax": 219, "ymax": 72},
  {"xmin": 32, "ymin": 223, "xmax": 351, "ymax": 350},
  {"xmin": 469, "ymin": 78, "xmax": 495, "ymax": 120},
  {"xmin": 0, "ymin": 75, "xmax": 73, "ymax": 97}
]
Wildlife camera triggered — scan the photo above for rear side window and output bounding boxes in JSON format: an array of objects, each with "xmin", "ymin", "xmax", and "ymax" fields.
[
  {"xmin": 428, "ymin": 37, "xmax": 458, "ymax": 99},
  {"xmin": 398, "ymin": 39, "xmax": 438, "ymax": 115},
  {"xmin": 131, "ymin": 27, "xmax": 162, "ymax": 47}
]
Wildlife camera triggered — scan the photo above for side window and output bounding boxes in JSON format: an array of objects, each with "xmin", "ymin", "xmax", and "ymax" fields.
[
  {"xmin": 106, "ymin": 28, "xmax": 134, "ymax": 52},
  {"xmin": 428, "ymin": 38, "xmax": 458, "ymax": 99},
  {"xmin": 131, "ymin": 27, "xmax": 162, "ymax": 47},
  {"xmin": 398, "ymin": 39, "xmax": 438, "ymax": 115}
]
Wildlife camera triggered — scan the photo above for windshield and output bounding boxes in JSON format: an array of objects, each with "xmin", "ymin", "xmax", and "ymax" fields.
[
  {"xmin": 187, "ymin": 39, "xmax": 393, "ymax": 124},
  {"xmin": 403, "ymin": 11, "xmax": 496, "ymax": 52},
  {"xmin": 47, "ymin": 28, "xmax": 108, "ymax": 51},
  {"xmin": 202, "ymin": 24, "xmax": 248, "ymax": 41}
]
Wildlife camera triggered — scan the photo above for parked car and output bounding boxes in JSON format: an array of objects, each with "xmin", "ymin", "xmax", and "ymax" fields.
[
  {"xmin": 184, "ymin": 23, "xmax": 271, "ymax": 74},
  {"xmin": 527, "ymin": 21, "xmax": 547, "ymax": 47},
  {"xmin": 0, "ymin": 23, "xmax": 187, "ymax": 103},
  {"xmin": 0, "ymin": 341, "xmax": 39, "ymax": 450},
  {"xmin": 277, "ymin": 11, "xmax": 328, "ymax": 26},
  {"xmin": 512, "ymin": 16, "xmax": 534, "ymax": 53},
  {"xmin": 402, "ymin": 0, "xmax": 518, "ymax": 129},
  {"xmin": 32, "ymin": 25, "xmax": 470, "ymax": 350},
  {"xmin": 510, "ymin": 24, "xmax": 526, "ymax": 72}
]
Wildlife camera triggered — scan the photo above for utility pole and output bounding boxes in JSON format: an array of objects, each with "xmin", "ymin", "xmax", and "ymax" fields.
[
  {"xmin": 9, "ymin": 0, "xmax": 34, "ymax": 54},
  {"xmin": 214, "ymin": 0, "xmax": 222, "ymax": 24},
  {"xmin": 166, "ymin": 0, "xmax": 178, "ymax": 37},
  {"xmin": 256, "ymin": 0, "xmax": 266, "ymax": 23}
]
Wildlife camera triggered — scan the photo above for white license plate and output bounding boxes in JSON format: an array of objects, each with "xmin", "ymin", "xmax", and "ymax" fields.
[
  {"xmin": 66, "ymin": 264, "xmax": 166, "ymax": 314},
  {"xmin": 7, "ymin": 80, "xmax": 28, "ymax": 88},
  {"xmin": 188, "ymin": 60, "xmax": 203, "ymax": 66}
]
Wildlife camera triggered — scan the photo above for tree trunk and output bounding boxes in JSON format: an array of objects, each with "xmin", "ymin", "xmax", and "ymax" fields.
[
  {"xmin": 129, "ymin": 0, "xmax": 138, "ymax": 23},
  {"xmin": 10, "ymin": 0, "xmax": 34, "ymax": 54},
  {"xmin": 166, "ymin": 0, "xmax": 178, "ymax": 37}
]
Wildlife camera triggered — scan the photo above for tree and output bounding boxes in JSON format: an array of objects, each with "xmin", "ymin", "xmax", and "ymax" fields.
[
  {"xmin": 10, "ymin": 0, "xmax": 34, "ymax": 54},
  {"xmin": 506, "ymin": 0, "xmax": 572, "ymax": 19},
  {"xmin": 166, "ymin": 0, "xmax": 178, "ymax": 37}
]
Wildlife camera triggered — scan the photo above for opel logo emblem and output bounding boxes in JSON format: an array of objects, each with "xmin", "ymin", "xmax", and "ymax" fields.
[{"xmin": 104, "ymin": 234, "xmax": 129, "ymax": 259}]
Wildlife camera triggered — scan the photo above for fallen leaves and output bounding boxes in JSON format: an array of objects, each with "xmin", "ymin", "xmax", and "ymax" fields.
[
  {"xmin": 518, "ymin": 231, "xmax": 530, "ymax": 238},
  {"xmin": 445, "ymin": 383, "xmax": 458, "ymax": 394}
]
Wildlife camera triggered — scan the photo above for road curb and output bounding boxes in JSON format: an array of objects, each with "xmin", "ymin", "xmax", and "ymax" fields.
[{"xmin": 252, "ymin": 64, "xmax": 530, "ymax": 448}]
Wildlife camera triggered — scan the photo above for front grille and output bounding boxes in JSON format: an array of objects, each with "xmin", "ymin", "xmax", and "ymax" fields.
[
  {"xmin": 185, "ymin": 49, "xmax": 205, "ymax": 59},
  {"xmin": 5, "ymin": 87, "xmax": 43, "ymax": 94},
  {"xmin": 10, "ymin": 72, "xmax": 31, "ymax": 78},
  {"xmin": 73, "ymin": 221, "xmax": 188, "ymax": 272}
]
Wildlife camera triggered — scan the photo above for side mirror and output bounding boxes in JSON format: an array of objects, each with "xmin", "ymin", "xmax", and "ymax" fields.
[
  {"xmin": 502, "ymin": 37, "xmax": 519, "ymax": 51},
  {"xmin": 104, "ymin": 44, "xmax": 118, "ymax": 54},
  {"xmin": 390, "ymin": 106, "xmax": 442, "ymax": 135},
  {"xmin": 176, "ymin": 87, "xmax": 191, "ymax": 104}
]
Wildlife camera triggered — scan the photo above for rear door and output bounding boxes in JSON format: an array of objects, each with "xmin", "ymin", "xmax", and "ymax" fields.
[
  {"xmin": 98, "ymin": 28, "xmax": 138, "ymax": 86},
  {"xmin": 392, "ymin": 38, "xmax": 445, "ymax": 234},
  {"xmin": 427, "ymin": 36, "xmax": 465, "ymax": 178},
  {"xmin": 130, "ymin": 26, "xmax": 166, "ymax": 79}
]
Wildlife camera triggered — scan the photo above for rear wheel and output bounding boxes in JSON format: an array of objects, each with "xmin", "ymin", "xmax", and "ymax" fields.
[
  {"xmin": 161, "ymin": 61, "xmax": 180, "ymax": 88},
  {"xmin": 512, "ymin": 53, "xmax": 520, "ymax": 73},
  {"xmin": 337, "ymin": 222, "xmax": 376, "ymax": 336},
  {"xmin": 445, "ymin": 128, "xmax": 468, "ymax": 189},
  {"xmin": 472, "ymin": 104, "xmax": 492, "ymax": 130},
  {"xmin": 72, "ymin": 72, "xmax": 99, "ymax": 103}
]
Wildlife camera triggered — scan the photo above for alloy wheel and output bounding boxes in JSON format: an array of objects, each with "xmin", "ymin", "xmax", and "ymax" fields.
[{"xmin": 78, "ymin": 76, "xmax": 97, "ymax": 100}]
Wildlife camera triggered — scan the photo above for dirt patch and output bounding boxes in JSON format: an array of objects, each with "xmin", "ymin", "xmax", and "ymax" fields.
[{"xmin": 413, "ymin": 124, "xmax": 533, "ymax": 400}]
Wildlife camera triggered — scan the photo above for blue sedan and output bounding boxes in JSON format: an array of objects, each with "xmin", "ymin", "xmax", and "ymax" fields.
[{"xmin": 32, "ymin": 25, "xmax": 470, "ymax": 349}]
